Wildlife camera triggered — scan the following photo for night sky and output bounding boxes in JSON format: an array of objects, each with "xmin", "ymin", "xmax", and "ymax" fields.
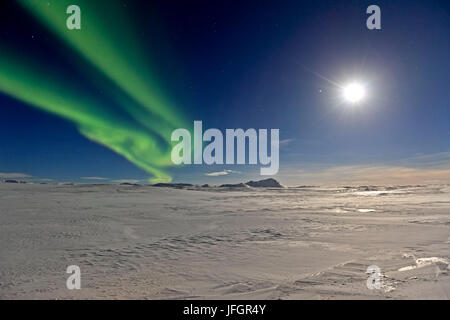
[{"xmin": 0, "ymin": 0, "xmax": 449, "ymax": 185}]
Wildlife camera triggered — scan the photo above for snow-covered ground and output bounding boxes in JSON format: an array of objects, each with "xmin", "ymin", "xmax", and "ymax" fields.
[{"xmin": 0, "ymin": 183, "xmax": 449, "ymax": 299}]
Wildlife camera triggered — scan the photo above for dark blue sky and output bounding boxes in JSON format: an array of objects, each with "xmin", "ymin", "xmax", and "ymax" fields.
[{"xmin": 0, "ymin": 0, "xmax": 449, "ymax": 185}]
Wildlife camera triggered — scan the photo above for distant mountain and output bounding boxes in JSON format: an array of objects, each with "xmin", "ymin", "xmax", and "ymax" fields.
[
  {"xmin": 219, "ymin": 182, "xmax": 248, "ymax": 188},
  {"xmin": 150, "ymin": 178, "xmax": 284, "ymax": 189},
  {"xmin": 2, "ymin": 179, "xmax": 28, "ymax": 184},
  {"xmin": 245, "ymin": 178, "xmax": 283, "ymax": 188},
  {"xmin": 294, "ymin": 185, "xmax": 317, "ymax": 188},
  {"xmin": 219, "ymin": 178, "xmax": 283, "ymax": 188},
  {"xmin": 3, "ymin": 179, "xmax": 19, "ymax": 183},
  {"xmin": 152, "ymin": 183, "xmax": 193, "ymax": 189}
]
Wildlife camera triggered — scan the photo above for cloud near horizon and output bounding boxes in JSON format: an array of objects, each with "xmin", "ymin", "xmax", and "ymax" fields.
[
  {"xmin": 0, "ymin": 172, "xmax": 31, "ymax": 179},
  {"xmin": 205, "ymin": 169, "xmax": 241, "ymax": 177},
  {"xmin": 81, "ymin": 177, "xmax": 109, "ymax": 181},
  {"xmin": 110, "ymin": 179, "xmax": 142, "ymax": 184},
  {"xmin": 279, "ymin": 138, "xmax": 294, "ymax": 148}
]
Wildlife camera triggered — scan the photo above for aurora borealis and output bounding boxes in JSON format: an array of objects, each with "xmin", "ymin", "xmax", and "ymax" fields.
[{"xmin": 0, "ymin": 0, "xmax": 187, "ymax": 182}]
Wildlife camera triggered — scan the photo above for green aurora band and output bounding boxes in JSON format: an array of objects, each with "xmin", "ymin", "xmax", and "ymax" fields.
[
  {"xmin": 0, "ymin": 49, "xmax": 172, "ymax": 182},
  {"xmin": 0, "ymin": 0, "xmax": 189, "ymax": 182}
]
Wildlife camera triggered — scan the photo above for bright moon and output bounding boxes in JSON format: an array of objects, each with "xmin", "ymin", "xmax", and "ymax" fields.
[{"xmin": 343, "ymin": 83, "xmax": 365, "ymax": 103}]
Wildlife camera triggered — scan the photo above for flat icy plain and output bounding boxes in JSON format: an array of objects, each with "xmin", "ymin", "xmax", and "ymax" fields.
[{"xmin": 0, "ymin": 183, "xmax": 449, "ymax": 299}]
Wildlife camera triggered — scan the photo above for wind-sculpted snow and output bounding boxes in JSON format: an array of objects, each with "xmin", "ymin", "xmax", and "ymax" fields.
[{"xmin": 0, "ymin": 183, "xmax": 449, "ymax": 299}]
